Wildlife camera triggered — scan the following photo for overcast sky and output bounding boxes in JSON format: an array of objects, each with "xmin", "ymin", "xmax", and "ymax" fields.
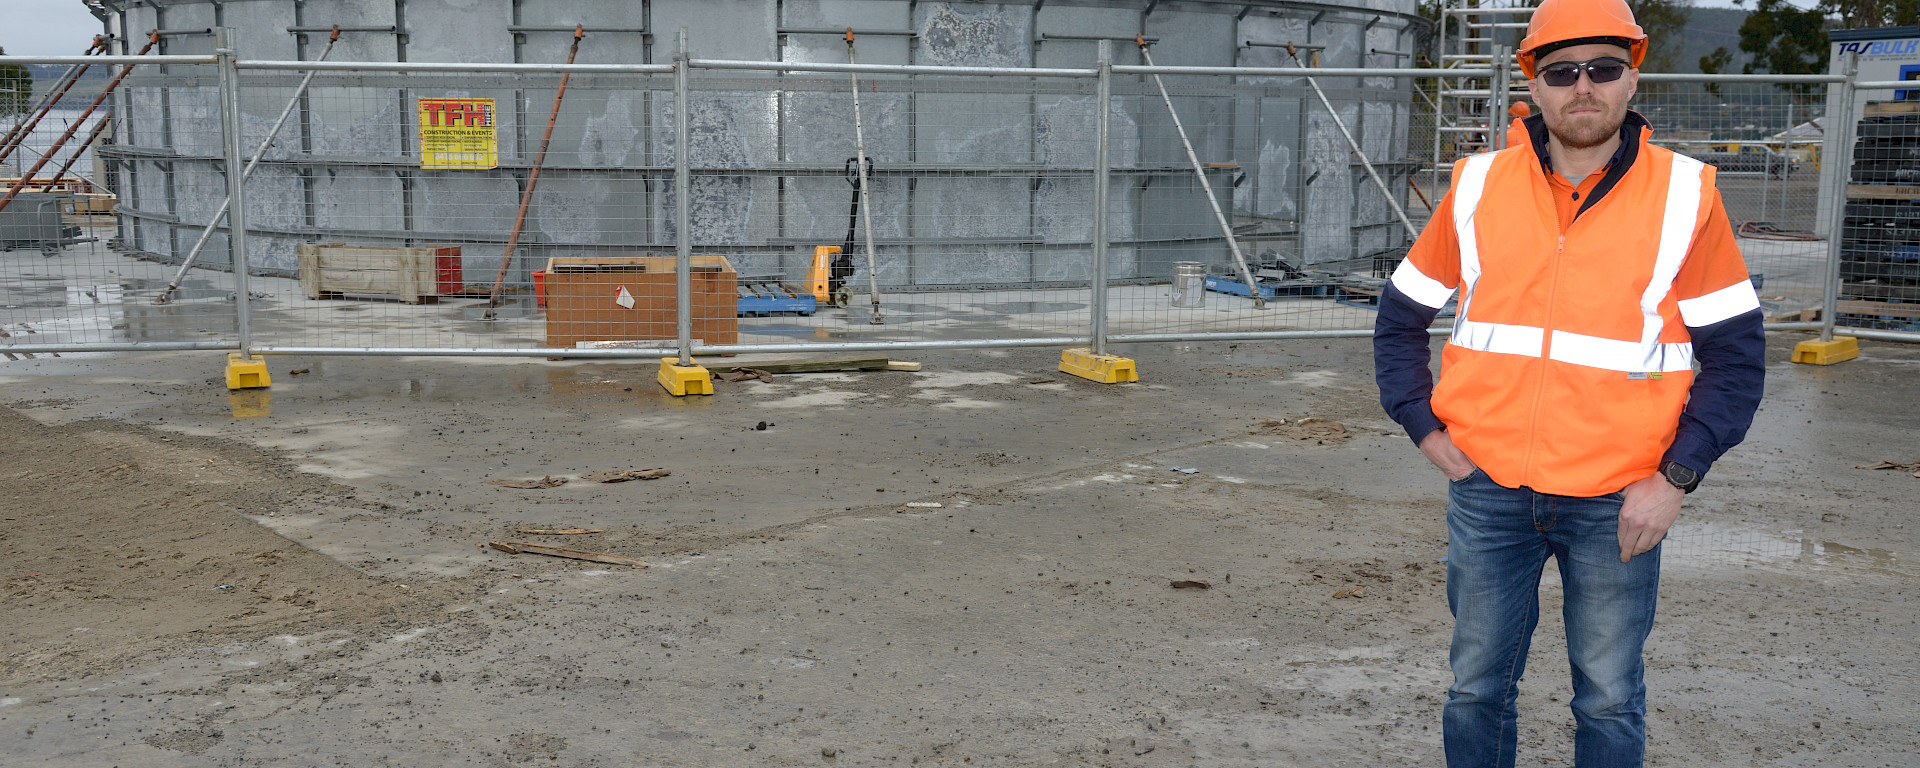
[{"xmin": 0, "ymin": 0, "xmax": 1822, "ymax": 59}]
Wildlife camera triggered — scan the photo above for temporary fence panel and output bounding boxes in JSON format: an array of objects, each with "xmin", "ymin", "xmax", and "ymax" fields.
[
  {"xmin": 12, "ymin": 38, "xmax": 1920, "ymax": 360},
  {"xmin": 219, "ymin": 67, "xmax": 678, "ymax": 355},
  {"xmin": 1834, "ymin": 84, "xmax": 1920, "ymax": 342},
  {"xmin": 1105, "ymin": 65, "xmax": 1427, "ymax": 340},
  {"xmin": 1634, "ymin": 77, "xmax": 1838, "ymax": 325},
  {"xmin": 1, "ymin": 54, "xmax": 235, "ymax": 356},
  {"xmin": 676, "ymin": 68, "xmax": 1107, "ymax": 350}
]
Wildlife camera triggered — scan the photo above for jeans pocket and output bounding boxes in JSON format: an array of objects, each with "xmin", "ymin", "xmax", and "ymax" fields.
[{"xmin": 1449, "ymin": 467, "xmax": 1483, "ymax": 485}]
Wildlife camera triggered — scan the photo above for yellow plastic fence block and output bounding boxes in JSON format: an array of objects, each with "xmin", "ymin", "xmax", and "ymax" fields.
[
  {"xmin": 657, "ymin": 358, "xmax": 714, "ymax": 396},
  {"xmin": 225, "ymin": 353, "xmax": 271, "ymax": 390},
  {"xmin": 1058, "ymin": 347, "xmax": 1138, "ymax": 384},
  {"xmin": 1791, "ymin": 337, "xmax": 1859, "ymax": 366}
]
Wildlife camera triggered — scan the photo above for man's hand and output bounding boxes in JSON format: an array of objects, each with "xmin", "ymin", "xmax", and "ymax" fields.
[
  {"xmin": 1418, "ymin": 429, "xmax": 1477, "ymax": 481},
  {"xmin": 1618, "ymin": 473, "xmax": 1684, "ymax": 562}
]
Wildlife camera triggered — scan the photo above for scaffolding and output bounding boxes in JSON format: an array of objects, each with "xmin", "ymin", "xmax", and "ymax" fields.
[{"xmin": 1431, "ymin": 1, "xmax": 1532, "ymax": 184}]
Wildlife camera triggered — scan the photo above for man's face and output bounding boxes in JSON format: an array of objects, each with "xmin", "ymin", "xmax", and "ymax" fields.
[{"xmin": 1527, "ymin": 43, "xmax": 1638, "ymax": 151}]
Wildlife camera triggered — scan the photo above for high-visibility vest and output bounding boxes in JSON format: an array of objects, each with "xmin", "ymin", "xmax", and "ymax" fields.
[{"xmin": 1391, "ymin": 138, "xmax": 1759, "ymax": 497}]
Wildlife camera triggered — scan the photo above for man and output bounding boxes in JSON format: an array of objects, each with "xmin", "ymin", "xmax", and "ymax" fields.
[
  {"xmin": 1504, "ymin": 101, "xmax": 1532, "ymax": 149},
  {"xmin": 1372, "ymin": 0, "xmax": 1766, "ymax": 765}
]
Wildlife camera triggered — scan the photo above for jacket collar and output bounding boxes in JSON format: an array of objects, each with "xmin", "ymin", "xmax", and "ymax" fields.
[{"xmin": 1522, "ymin": 109, "xmax": 1651, "ymax": 221}]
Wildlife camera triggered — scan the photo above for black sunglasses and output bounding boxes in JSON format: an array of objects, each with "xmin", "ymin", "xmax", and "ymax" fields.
[{"xmin": 1537, "ymin": 57, "xmax": 1630, "ymax": 87}]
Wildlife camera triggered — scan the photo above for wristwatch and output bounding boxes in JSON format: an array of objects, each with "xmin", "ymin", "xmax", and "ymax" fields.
[{"xmin": 1659, "ymin": 461, "xmax": 1700, "ymax": 494}]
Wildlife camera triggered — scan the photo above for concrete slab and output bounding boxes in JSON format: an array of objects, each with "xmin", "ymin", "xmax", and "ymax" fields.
[{"xmin": 0, "ymin": 300, "xmax": 1916, "ymax": 766}]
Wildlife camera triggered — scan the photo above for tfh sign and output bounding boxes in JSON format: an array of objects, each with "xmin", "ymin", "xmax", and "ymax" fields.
[{"xmin": 417, "ymin": 98, "xmax": 498, "ymax": 169}]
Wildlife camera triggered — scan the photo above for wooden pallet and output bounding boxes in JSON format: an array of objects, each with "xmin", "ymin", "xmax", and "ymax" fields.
[
  {"xmin": 1847, "ymin": 184, "xmax": 1920, "ymax": 201},
  {"xmin": 1837, "ymin": 299, "xmax": 1920, "ymax": 319},
  {"xmin": 1864, "ymin": 101, "xmax": 1920, "ymax": 118},
  {"xmin": 1842, "ymin": 281, "xmax": 1920, "ymax": 302}
]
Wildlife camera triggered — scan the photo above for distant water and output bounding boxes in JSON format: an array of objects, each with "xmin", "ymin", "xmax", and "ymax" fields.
[{"xmin": 3, "ymin": 107, "xmax": 105, "ymax": 183}]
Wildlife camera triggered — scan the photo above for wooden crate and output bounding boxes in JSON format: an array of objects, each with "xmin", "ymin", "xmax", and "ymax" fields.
[
  {"xmin": 297, "ymin": 242, "xmax": 462, "ymax": 304},
  {"xmin": 62, "ymin": 193, "xmax": 116, "ymax": 215},
  {"xmin": 544, "ymin": 255, "xmax": 737, "ymax": 349}
]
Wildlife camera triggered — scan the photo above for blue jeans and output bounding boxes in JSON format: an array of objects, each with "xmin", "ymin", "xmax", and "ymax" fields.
[{"xmin": 1444, "ymin": 469, "xmax": 1661, "ymax": 768}]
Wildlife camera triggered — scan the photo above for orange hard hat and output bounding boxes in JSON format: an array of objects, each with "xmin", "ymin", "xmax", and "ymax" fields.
[
  {"xmin": 1516, "ymin": 0, "xmax": 1647, "ymax": 79},
  {"xmin": 1509, "ymin": 101, "xmax": 1531, "ymax": 118}
]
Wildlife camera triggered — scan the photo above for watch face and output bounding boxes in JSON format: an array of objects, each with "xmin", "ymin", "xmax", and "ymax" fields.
[{"xmin": 1663, "ymin": 463, "xmax": 1698, "ymax": 491}]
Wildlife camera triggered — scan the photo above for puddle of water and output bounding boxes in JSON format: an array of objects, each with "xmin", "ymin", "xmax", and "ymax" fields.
[
  {"xmin": 740, "ymin": 323, "xmax": 848, "ymax": 339},
  {"xmin": 1663, "ymin": 522, "xmax": 1903, "ymax": 574},
  {"xmin": 459, "ymin": 302, "xmax": 539, "ymax": 321},
  {"xmin": 120, "ymin": 299, "xmax": 235, "ymax": 340},
  {"xmin": 229, "ymin": 390, "xmax": 271, "ymax": 419},
  {"xmin": 974, "ymin": 301, "xmax": 1085, "ymax": 315}
]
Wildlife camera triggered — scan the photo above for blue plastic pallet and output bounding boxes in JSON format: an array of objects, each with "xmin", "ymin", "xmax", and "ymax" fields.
[
  {"xmin": 1204, "ymin": 273, "xmax": 1343, "ymax": 300},
  {"xmin": 737, "ymin": 294, "xmax": 818, "ymax": 317}
]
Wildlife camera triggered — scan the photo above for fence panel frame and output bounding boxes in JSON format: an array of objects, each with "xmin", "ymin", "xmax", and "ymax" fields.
[{"xmin": 11, "ymin": 41, "xmax": 1920, "ymax": 358}]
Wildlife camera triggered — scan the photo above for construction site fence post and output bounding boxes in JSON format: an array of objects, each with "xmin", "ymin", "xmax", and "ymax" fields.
[
  {"xmin": 1091, "ymin": 40, "xmax": 1112, "ymax": 357},
  {"xmin": 674, "ymin": 29, "xmax": 693, "ymax": 366},
  {"xmin": 215, "ymin": 27, "xmax": 254, "ymax": 358},
  {"xmin": 1821, "ymin": 56, "xmax": 1858, "ymax": 345}
]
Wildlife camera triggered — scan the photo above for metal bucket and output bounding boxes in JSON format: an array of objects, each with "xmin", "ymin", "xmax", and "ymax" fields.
[{"xmin": 1171, "ymin": 261, "xmax": 1206, "ymax": 308}]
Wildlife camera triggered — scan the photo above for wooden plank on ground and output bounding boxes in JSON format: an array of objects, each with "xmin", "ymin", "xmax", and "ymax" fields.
[
  {"xmin": 1847, "ymin": 184, "xmax": 1920, "ymax": 201},
  {"xmin": 689, "ymin": 353, "xmax": 891, "ymax": 373},
  {"xmin": 489, "ymin": 541, "xmax": 648, "ymax": 567},
  {"xmin": 1837, "ymin": 299, "xmax": 1920, "ymax": 319}
]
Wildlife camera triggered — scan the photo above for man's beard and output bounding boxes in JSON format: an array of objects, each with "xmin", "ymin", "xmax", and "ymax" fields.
[{"xmin": 1548, "ymin": 98, "xmax": 1623, "ymax": 150}]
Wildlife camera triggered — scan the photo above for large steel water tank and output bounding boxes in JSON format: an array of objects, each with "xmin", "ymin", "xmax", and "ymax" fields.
[{"xmin": 96, "ymin": 0, "xmax": 1424, "ymax": 289}]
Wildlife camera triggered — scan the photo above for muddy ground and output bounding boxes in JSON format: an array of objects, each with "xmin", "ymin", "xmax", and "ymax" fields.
[{"xmin": 0, "ymin": 334, "xmax": 1914, "ymax": 766}]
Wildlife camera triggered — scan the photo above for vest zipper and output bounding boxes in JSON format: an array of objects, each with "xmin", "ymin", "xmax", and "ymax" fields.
[{"xmin": 1519, "ymin": 233, "xmax": 1568, "ymax": 487}]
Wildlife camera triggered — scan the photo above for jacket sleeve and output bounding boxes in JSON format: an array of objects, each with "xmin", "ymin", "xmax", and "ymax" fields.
[
  {"xmin": 1375, "ymin": 192, "xmax": 1461, "ymax": 444},
  {"xmin": 1666, "ymin": 175, "xmax": 1766, "ymax": 482}
]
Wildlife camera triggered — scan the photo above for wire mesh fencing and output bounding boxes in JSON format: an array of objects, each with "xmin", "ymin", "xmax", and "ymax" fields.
[
  {"xmin": 204, "ymin": 68, "xmax": 678, "ymax": 353},
  {"xmin": 1635, "ymin": 79, "xmax": 1834, "ymax": 322},
  {"xmin": 677, "ymin": 70, "xmax": 1106, "ymax": 349},
  {"xmin": 1835, "ymin": 90, "xmax": 1920, "ymax": 336},
  {"xmin": 3, "ymin": 56, "xmax": 238, "ymax": 356},
  {"xmin": 8, "ymin": 40, "xmax": 1918, "ymax": 361}
]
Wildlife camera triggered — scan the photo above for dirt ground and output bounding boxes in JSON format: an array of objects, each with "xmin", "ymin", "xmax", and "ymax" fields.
[{"xmin": 0, "ymin": 334, "xmax": 1915, "ymax": 766}]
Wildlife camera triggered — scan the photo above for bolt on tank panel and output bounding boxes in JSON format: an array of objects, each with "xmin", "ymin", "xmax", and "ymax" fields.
[
  {"xmin": 165, "ymin": 85, "xmax": 224, "ymax": 159},
  {"xmin": 653, "ymin": 0, "xmax": 779, "ymax": 61},
  {"xmin": 915, "ymin": 3, "xmax": 1032, "ymax": 68},
  {"xmin": 1144, "ymin": 5, "xmax": 1236, "ymax": 67},
  {"xmin": 304, "ymin": 87, "xmax": 406, "ymax": 157},
  {"xmin": 1237, "ymin": 14, "xmax": 1309, "ymax": 83},
  {"xmin": 784, "ymin": 0, "xmax": 912, "ymax": 65},
  {"xmin": 529, "ymin": 174, "xmax": 650, "ymax": 247},
  {"xmin": 1247, "ymin": 98, "xmax": 1303, "ymax": 222},
  {"xmin": 300, "ymin": 0, "xmax": 399, "ymax": 61},
  {"xmin": 222, "ymin": 2, "xmax": 300, "ymax": 60},
  {"xmin": 1303, "ymin": 101, "xmax": 1360, "ymax": 264},
  {"xmin": 313, "ymin": 173, "xmax": 404, "ymax": 232},
  {"xmin": 1033, "ymin": 5, "xmax": 1141, "ymax": 69},
  {"xmin": 404, "ymin": 0, "xmax": 514, "ymax": 63},
  {"xmin": 158, "ymin": 4, "xmax": 217, "ymax": 55},
  {"xmin": 1365, "ymin": 22, "xmax": 1408, "ymax": 87}
]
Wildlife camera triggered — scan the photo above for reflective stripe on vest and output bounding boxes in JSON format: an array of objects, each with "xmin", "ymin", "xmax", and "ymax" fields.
[{"xmin": 1390, "ymin": 151, "xmax": 1707, "ymax": 374}]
